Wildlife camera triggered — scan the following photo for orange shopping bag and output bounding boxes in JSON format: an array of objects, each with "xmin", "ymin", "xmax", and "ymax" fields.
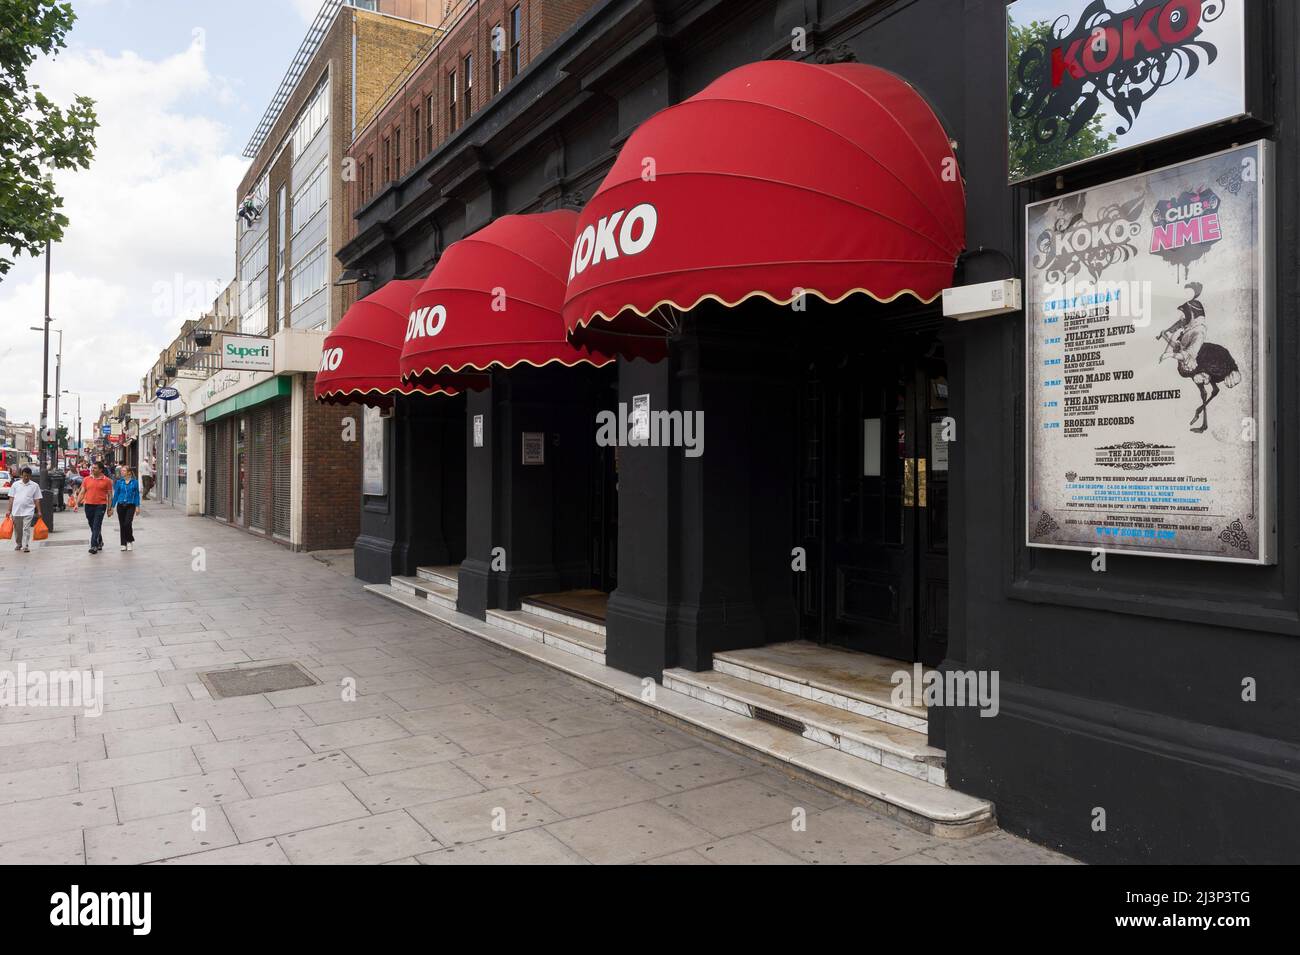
[
  {"xmin": 0, "ymin": 514, "xmax": 11, "ymax": 540},
  {"xmin": 32, "ymin": 517, "xmax": 48, "ymax": 541}
]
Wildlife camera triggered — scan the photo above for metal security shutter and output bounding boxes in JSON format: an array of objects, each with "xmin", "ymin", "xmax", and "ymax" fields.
[
  {"xmin": 212, "ymin": 420, "xmax": 231, "ymax": 520},
  {"xmin": 205, "ymin": 424, "xmax": 217, "ymax": 516},
  {"xmin": 272, "ymin": 397, "xmax": 292, "ymax": 538},
  {"xmin": 248, "ymin": 405, "xmax": 271, "ymax": 531}
]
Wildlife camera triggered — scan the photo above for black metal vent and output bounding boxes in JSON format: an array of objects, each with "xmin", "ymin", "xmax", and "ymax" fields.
[{"xmin": 749, "ymin": 706, "xmax": 806, "ymax": 736}]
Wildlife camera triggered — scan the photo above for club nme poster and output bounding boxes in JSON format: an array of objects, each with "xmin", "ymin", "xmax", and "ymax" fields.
[{"xmin": 1026, "ymin": 141, "xmax": 1274, "ymax": 563}]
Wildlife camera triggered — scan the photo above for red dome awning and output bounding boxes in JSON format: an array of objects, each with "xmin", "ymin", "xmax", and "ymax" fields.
[
  {"xmin": 562, "ymin": 60, "xmax": 966, "ymax": 359},
  {"xmin": 315, "ymin": 279, "xmax": 456, "ymax": 407},
  {"xmin": 401, "ymin": 210, "xmax": 612, "ymax": 390}
]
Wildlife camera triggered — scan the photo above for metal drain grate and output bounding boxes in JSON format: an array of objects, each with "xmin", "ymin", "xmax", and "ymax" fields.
[
  {"xmin": 749, "ymin": 705, "xmax": 806, "ymax": 736},
  {"xmin": 39, "ymin": 540, "xmax": 92, "ymax": 547},
  {"xmin": 198, "ymin": 662, "xmax": 319, "ymax": 699}
]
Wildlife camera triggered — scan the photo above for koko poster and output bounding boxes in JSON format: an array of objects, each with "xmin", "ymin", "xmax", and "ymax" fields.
[
  {"xmin": 1025, "ymin": 142, "xmax": 1274, "ymax": 563},
  {"xmin": 1007, "ymin": 0, "xmax": 1248, "ymax": 182}
]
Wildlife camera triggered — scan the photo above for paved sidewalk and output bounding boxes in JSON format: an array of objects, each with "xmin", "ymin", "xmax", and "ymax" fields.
[{"xmin": 0, "ymin": 503, "xmax": 1074, "ymax": 864}]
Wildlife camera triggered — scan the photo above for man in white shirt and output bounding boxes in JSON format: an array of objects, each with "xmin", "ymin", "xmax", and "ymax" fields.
[
  {"xmin": 7, "ymin": 467, "xmax": 44, "ymax": 553},
  {"xmin": 140, "ymin": 454, "xmax": 154, "ymax": 500}
]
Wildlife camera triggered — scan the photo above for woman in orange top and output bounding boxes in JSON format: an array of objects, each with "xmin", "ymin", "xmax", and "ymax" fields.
[{"xmin": 76, "ymin": 461, "xmax": 113, "ymax": 554}]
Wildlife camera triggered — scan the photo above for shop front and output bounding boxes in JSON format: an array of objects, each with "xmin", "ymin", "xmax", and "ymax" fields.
[
  {"xmin": 201, "ymin": 376, "xmax": 292, "ymax": 535},
  {"xmin": 335, "ymin": 0, "xmax": 1299, "ymax": 863},
  {"xmin": 190, "ymin": 326, "xmax": 359, "ymax": 550}
]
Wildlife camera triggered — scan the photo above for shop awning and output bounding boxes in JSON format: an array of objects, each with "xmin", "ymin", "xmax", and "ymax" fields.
[
  {"xmin": 400, "ymin": 210, "xmax": 612, "ymax": 391},
  {"xmin": 315, "ymin": 279, "xmax": 455, "ymax": 406},
  {"xmin": 562, "ymin": 60, "xmax": 967, "ymax": 359}
]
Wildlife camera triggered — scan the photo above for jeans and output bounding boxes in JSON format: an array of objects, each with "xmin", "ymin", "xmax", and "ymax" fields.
[
  {"xmin": 117, "ymin": 504, "xmax": 136, "ymax": 546},
  {"xmin": 84, "ymin": 503, "xmax": 106, "ymax": 550}
]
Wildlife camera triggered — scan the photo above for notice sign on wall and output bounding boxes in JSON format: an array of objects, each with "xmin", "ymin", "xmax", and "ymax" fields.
[
  {"xmin": 1007, "ymin": 0, "xmax": 1248, "ymax": 182},
  {"xmin": 1026, "ymin": 142, "xmax": 1274, "ymax": 563},
  {"xmin": 522, "ymin": 432, "xmax": 545, "ymax": 466}
]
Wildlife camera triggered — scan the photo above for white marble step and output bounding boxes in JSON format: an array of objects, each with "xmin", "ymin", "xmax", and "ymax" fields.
[
  {"xmin": 714, "ymin": 642, "xmax": 928, "ymax": 733},
  {"xmin": 364, "ymin": 584, "xmax": 995, "ymax": 836},
  {"xmin": 415, "ymin": 565, "xmax": 459, "ymax": 591},
  {"xmin": 664, "ymin": 667, "xmax": 945, "ymax": 786},
  {"xmin": 390, "ymin": 575, "xmax": 456, "ymax": 610},
  {"xmin": 519, "ymin": 600, "xmax": 606, "ymax": 637},
  {"xmin": 485, "ymin": 608, "xmax": 606, "ymax": 664}
]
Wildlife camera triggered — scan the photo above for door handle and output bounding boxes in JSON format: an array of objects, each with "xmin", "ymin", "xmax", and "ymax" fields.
[
  {"xmin": 917, "ymin": 458, "xmax": 927, "ymax": 509},
  {"xmin": 903, "ymin": 458, "xmax": 915, "ymax": 507}
]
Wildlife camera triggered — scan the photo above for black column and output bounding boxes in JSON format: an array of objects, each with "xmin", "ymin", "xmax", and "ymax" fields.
[
  {"xmin": 354, "ymin": 393, "xmax": 465, "ymax": 584},
  {"xmin": 605, "ymin": 305, "xmax": 798, "ymax": 677}
]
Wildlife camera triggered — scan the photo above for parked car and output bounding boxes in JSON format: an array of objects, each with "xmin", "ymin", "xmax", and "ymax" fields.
[{"xmin": 0, "ymin": 470, "xmax": 10, "ymax": 499}]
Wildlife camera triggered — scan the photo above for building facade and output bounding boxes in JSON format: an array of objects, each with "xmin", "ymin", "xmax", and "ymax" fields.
[
  {"xmin": 329, "ymin": 0, "xmax": 1299, "ymax": 864},
  {"xmin": 155, "ymin": 0, "xmax": 458, "ymax": 549}
]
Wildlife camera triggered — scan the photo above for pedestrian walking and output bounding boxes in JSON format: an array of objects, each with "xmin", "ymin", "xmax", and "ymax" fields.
[
  {"xmin": 140, "ymin": 453, "xmax": 154, "ymax": 500},
  {"xmin": 111, "ymin": 465, "xmax": 140, "ymax": 552},
  {"xmin": 66, "ymin": 468, "xmax": 82, "ymax": 511},
  {"xmin": 5, "ymin": 467, "xmax": 44, "ymax": 553},
  {"xmin": 76, "ymin": 461, "xmax": 113, "ymax": 554}
]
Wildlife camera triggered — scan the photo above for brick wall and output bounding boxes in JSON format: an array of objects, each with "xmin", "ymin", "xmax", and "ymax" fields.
[
  {"xmin": 348, "ymin": 0, "xmax": 600, "ymax": 229},
  {"xmin": 300, "ymin": 373, "xmax": 363, "ymax": 550}
]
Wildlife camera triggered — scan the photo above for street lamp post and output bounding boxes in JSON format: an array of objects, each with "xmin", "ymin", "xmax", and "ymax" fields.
[
  {"xmin": 32, "ymin": 322, "xmax": 62, "ymax": 470},
  {"xmin": 62, "ymin": 390, "xmax": 81, "ymax": 453},
  {"xmin": 38, "ymin": 241, "xmax": 51, "ymax": 487}
]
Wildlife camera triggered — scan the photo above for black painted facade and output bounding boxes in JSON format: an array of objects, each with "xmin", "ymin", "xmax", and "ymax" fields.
[{"xmin": 339, "ymin": 0, "xmax": 1300, "ymax": 863}]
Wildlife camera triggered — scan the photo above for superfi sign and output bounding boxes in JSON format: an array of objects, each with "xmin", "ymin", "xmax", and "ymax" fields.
[{"xmin": 221, "ymin": 335, "xmax": 275, "ymax": 371}]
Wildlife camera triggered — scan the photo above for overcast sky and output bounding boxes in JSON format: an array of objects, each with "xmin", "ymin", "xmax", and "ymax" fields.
[{"xmin": 0, "ymin": 0, "xmax": 327, "ymax": 433}]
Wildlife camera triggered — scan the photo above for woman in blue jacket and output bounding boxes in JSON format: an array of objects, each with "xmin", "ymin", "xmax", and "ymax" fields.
[{"xmin": 109, "ymin": 465, "xmax": 141, "ymax": 552}]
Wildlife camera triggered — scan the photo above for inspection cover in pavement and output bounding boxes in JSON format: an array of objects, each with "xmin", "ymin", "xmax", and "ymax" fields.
[{"xmin": 198, "ymin": 662, "xmax": 319, "ymax": 699}]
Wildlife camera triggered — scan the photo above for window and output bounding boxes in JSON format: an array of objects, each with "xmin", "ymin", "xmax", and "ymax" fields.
[
  {"xmin": 447, "ymin": 70, "xmax": 457, "ymax": 134},
  {"xmin": 425, "ymin": 94, "xmax": 434, "ymax": 153},
  {"xmin": 290, "ymin": 241, "xmax": 328, "ymax": 310},
  {"xmin": 238, "ymin": 235, "xmax": 269, "ymax": 335},
  {"xmin": 242, "ymin": 173, "xmax": 269, "ymax": 232},
  {"xmin": 291, "ymin": 76, "xmax": 330, "ymax": 158},
  {"xmin": 412, "ymin": 105, "xmax": 421, "ymax": 158},
  {"xmin": 510, "ymin": 6, "xmax": 522, "ymax": 79},
  {"xmin": 393, "ymin": 125, "xmax": 401, "ymax": 177},
  {"xmin": 276, "ymin": 186, "xmax": 286, "ymax": 257},
  {"xmin": 366, "ymin": 152, "xmax": 374, "ymax": 197},
  {"xmin": 464, "ymin": 53, "xmax": 474, "ymax": 120},
  {"xmin": 276, "ymin": 185, "xmax": 286, "ymax": 328},
  {"xmin": 491, "ymin": 24, "xmax": 503, "ymax": 94},
  {"xmin": 381, "ymin": 136, "xmax": 390, "ymax": 183},
  {"xmin": 356, "ymin": 158, "xmax": 365, "ymax": 203},
  {"xmin": 291, "ymin": 157, "xmax": 328, "ymax": 236}
]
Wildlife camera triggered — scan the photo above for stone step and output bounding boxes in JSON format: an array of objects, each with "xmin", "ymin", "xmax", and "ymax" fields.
[
  {"xmin": 415, "ymin": 565, "xmax": 459, "ymax": 591},
  {"xmin": 390, "ymin": 575, "xmax": 457, "ymax": 610},
  {"xmin": 485, "ymin": 608, "xmax": 606, "ymax": 664},
  {"xmin": 664, "ymin": 667, "xmax": 945, "ymax": 785},
  {"xmin": 714, "ymin": 642, "xmax": 927, "ymax": 733},
  {"xmin": 519, "ymin": 600, "xmax": 606, "ymax": 637},
  {"xmin": 364, "ymin": 584, "xmax": 995, "ymax": 837}
]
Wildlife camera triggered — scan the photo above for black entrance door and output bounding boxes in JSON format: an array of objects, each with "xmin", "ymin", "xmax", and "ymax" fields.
[{"xmin": 798, "ymin": 334, "xmax": 950, "ymax": 665}]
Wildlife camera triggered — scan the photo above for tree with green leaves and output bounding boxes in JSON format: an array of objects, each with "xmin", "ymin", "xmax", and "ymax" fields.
[
  {"xmin": 0, "ymin": 0, "xmax": 98, "ymax": 277},
  {"xmin": 1008, "ymin": 18, "xmax": 1116, "ymax": 181}
]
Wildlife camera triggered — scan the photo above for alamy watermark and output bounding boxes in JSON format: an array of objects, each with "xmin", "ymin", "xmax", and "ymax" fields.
[
  {"xmin": 891, "ymin": 663, "xmax": 999, "ymax": 717},
  {"xmin": 0, "ymin": 664, "xmax": 104, "ymax": 717},
  {"xmin": 596, "ymin": 395, "xmax": 703, "ymax": 458}
]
